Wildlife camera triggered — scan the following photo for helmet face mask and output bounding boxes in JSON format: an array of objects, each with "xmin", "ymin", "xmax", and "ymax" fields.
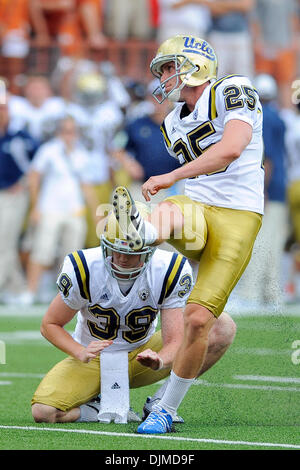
[
  {"xmin": 151, "ymin": 54, "xmax": 198, "ymax": 104},
  {"xmin": 101, "ymin": 235, "xmax": 155, "ymax": 280},
  {"xmin": 150, "ymin": 35, "xmax": 218, "ymax": 104}
]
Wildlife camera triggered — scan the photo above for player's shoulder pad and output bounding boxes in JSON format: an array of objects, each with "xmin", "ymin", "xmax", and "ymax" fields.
[{"xmin": 157, "ymin": 250, "xmax": 189, "ymax": 304}]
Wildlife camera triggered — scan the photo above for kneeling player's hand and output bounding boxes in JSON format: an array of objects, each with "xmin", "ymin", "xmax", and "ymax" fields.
[
  {"xmin": 78, "ymin": 340, "xmax": 113, "ymax": 363},
  {"xmin": 136, "ymin": 349, "xmax": 163, "ymax": 370}
]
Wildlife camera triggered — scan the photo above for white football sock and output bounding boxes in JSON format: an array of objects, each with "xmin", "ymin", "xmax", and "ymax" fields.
[{"xmin": 156, "ymin": 370, "xmax": 195, "ymax": 417}]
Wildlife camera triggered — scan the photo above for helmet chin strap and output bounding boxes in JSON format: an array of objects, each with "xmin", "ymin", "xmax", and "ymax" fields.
[
  {"xmin": 167, "ymin": 70, "xmax": 194, "ymax": 103},
  {"xmin": 113, "ymin": 264, "xmax": 137, "ymax": 274}
]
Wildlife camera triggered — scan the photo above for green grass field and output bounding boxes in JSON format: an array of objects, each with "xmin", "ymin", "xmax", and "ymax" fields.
[{"xmin": 0, "ymin": 304, "xmax": 299, "ymax": 451}]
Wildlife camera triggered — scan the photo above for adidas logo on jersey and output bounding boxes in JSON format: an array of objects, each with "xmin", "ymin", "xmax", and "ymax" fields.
[
  {"xmin": 100, "ymin": 293, "xmax": 109, "ymax": 300},
  {"xmin": 111, "ymin": 382, "xmax": 121, "ymax": 389}
]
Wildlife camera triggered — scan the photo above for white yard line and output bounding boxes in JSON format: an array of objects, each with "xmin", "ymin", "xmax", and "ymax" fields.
[
  {"xmin": 0, "ymin": 372, "xmax": 45, "ymax": 378},
  {"xmin": 230, "ymin": 347, "xmax": 291, "ymax": 356},
  {"xmin": 0, "ymin": 425, "xmax": 299, "ymax": 449},
  {"xmin": 194, "ymin": 378, "xmax": 300, "ymax": 393},
  {"xmin": 234, "ymin": 375, "xmax": 300, "ymax": 384},
  {"xmin": 1, "ymin": 372, "xmax": 299, "ymax": 392}
]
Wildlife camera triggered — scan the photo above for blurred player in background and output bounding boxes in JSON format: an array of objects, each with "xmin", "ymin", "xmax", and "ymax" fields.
[
  {"xmin": 17, "ymin": 115, "xmax": 98, "ymax": 305},
  {"xmin": 41, "ymin": 60, "xmax": 127, "ymax": 248},
  {"xmin": 7, "ymin": 75, "xmax": 60, "ymax": 142},
  {"xmin": 31, "ymin": 204, "xmax": 236, "ymax": 424},
  {"xmin": 113, "ymin": 34, "xmax": 264, "ymax": 433},
  {"xmin": 0, "ymin": 98, "xmax": 39, "ymax": 302}
]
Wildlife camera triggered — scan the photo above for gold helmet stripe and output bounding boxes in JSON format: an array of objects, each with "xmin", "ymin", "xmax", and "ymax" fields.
[{"xmin": 68, "ymin": 250, "xmax": 91, "ymax": 302}]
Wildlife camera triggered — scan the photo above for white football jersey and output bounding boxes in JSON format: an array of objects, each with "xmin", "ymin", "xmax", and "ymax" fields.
[
  {"xmin": 79, "ymin": 100, "xmax": 124, "ymax": 184},
  {"xmin": 161, "ymin": 74, "xmax": 264, "ymax": 214},
  {"xmin": 8, "ymin": 96, "xmax": 69, "ymax": 141},
  {"xmin": 57, "ymin": 247, "xmax": 193, "ymax": 352},
  {"xmin": 30, "ymin": 137, "xmax": 94, "ymax": 214}
]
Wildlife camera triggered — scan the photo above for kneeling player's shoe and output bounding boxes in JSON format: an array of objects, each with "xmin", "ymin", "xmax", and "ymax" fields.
[
  {"xmin": 86, "ymin": 396, "xmax": 141, "ymax": 422},
  {"xmin": 97, "ymin": 395, "xmax": 141, "ymax": 422},
  {"xmin": 137, "ymin": 406, "xmax": 173, "ymax": 434},
  {"xmin": 128, "ymin": 408, "xmax": 142, "ymax": 422},
  {"xmin": 112, "ymin": 186, "xmax": 145, "ymax": 250},
  {"xmin": 142, "ymin": 396, "xmax": 184, "ymax": 424}
]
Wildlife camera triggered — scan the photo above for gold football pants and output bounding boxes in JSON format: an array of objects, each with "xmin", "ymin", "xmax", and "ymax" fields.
[
  {"xmin": 287, "ymin": 181, "xmax": 300, "ymax": 243},
  {"xmin": 31, "ymin": 331, "xmax": 169, "ymax": 412},
  {"xmin": 164, "ymin": 195, "xmax": 262, "ymax": 317}
]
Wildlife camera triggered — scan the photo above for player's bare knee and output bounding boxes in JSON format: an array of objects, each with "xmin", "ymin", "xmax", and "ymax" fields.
[
  {"xmin": 219, "ymin": 312, "xmax": 237, "ymax": 344},
  {"xmin": 209, "ymin": 312, "xmax": 237, "ymax": 350},
  {"xmin": 31, "ymin": 403, "xmax": 58, "ymax": 423}
]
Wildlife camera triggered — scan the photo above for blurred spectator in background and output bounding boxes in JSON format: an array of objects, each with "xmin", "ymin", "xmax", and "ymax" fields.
[
  {"xmin": 0, "ymin": 0, "xmax": 30, "ymax": 94},
  {"xmin": 171, "ymin": 0, "xmax": 254, "ymax": 78},
  {"xmin": 0, "ymin": 99, "xmax": 39, "ymax": 303},
  {"xmin": 29, "ymin": 0, "xmax": 107, "ymax": 58},
  {"xmin": 105, "ymin": 0, "xmax": 152, "ymax": 40},
  {"xmin": 252, "ymin": 0, "xmax": 299, "ymax": 108},
  {"xmin": 113, "ymin": 80, "xmax": 183, "ymax": 204},
  {"xmin": 229, "ymin": 74, "xmax": 288, "ymax": 312},
  {"xmin": 78, "ymin": 0, "xmax": 107, "ymax": 49},
  {"xmin": 156, "ymin": 0, "xmax": 211, "ymax": 43},
  {"xmin": 284, "ymin": 100, "xmax": 300, "ymax": 301},
  {"xmin": 207, "ymin": 0, "xmax": 255, "ymax": 78},
  {"xmin": 18, "ymin": 116, "xmax": 99, "ymax": 305}
]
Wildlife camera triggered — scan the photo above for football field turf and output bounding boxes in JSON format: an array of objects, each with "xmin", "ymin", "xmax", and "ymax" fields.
[{"xmin": 0, "ymin": 305, "xmax": 299, "ymax": 451}]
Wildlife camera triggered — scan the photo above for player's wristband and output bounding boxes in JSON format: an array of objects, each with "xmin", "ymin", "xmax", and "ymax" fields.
[{"xmin": 156, "ymin": 357, "xmax": 164, "ymax": 371}]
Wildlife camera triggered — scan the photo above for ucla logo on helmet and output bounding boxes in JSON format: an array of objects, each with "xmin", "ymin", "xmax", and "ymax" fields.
[{"xmin": 182, "ymin": 37, "xmax": 215, "ymax": 61}]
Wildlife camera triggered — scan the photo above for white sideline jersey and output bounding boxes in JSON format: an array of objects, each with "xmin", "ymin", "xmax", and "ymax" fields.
[
  {"xmin": 161, "ymin": 74, "xmax": 264, "ymax": 214},
  {"xmin": 57, "ymin": 247, "xmax": 193, "ymax": 352},
  {"xmin": 30, "ymin": 137, "xmax": 94, "ymax": 214}
]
